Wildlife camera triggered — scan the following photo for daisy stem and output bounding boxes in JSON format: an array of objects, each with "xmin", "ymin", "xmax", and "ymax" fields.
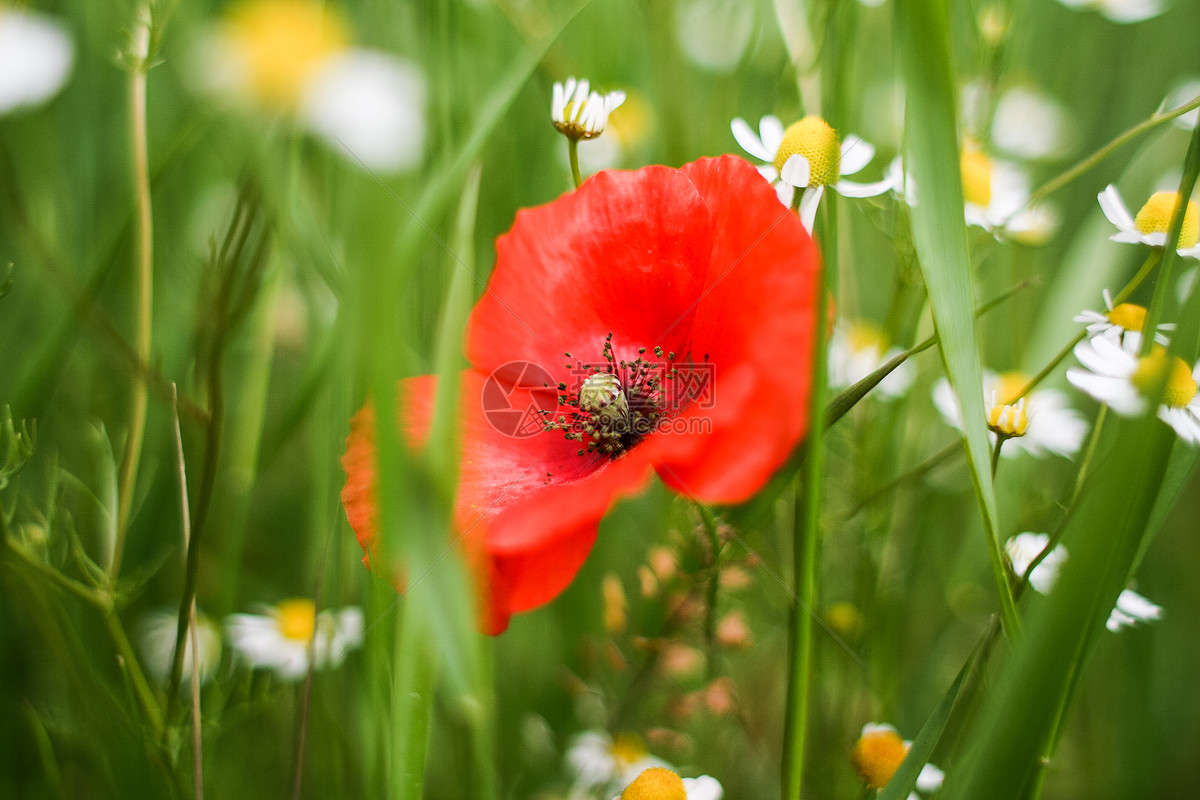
[
  {"xmin": 111, "ymin": 10, "xmax": 155, "ymax": 587},
  {"xmin": 1013, "ymin": 251, "xmax": 1160, "ymax": 402},
  {"xmin": 568, "ymin": 139, "xmax": 583, "ymax": 189},
  {"xmin": 1017, "ymin": 406, "xmax": 1107, "ymax": 599},
  {"xmin": 990, "ymin": 436, "xmax": 1005, "ymax": 477},
  {"xmin": 1012, "ymin": 93, "xmax": 1200, "ymax": 225},
  {"xmin": 781, "ymin": 194, "xmax": 837, "ymax": 800}
]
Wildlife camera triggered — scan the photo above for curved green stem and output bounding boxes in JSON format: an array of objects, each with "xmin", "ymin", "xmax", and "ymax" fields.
[
  {"xmin": 1007, "ymin": 93, "xmax": 1200, "ymax": 226},
  {"xmin": 1013, "ymin": 251, "xmax": 1161, "ymax": 402}
]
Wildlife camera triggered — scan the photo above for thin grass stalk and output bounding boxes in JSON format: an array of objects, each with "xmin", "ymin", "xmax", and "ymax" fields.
[{"xmin": 170, "ymin": 384, "xmax": 203, "ymax": 800}]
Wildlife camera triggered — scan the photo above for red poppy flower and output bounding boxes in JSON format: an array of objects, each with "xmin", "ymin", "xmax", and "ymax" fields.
[{"xmin": 342, "ymin": 154, "xmax": 819, "ymax": 633}]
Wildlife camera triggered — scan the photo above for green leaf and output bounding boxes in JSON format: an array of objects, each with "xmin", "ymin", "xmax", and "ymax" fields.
[{"xmin": 895, "ymin": 0, "xmax": 1019, "ymax": 636}]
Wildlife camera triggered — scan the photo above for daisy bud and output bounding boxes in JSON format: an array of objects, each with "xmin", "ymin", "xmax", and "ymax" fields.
[
  {"xmin": 551, "ymin": 77, "xmax": 625, "ymax": 141},
  {"xmin": 987, "ymin": 398, "xmax": 1029, "ymax": 438},
  {"xmin": 851, "ymin": 724, "xmax": 907, "ymax": 789},
  {"xmin": 603, "ymin": 573, "xmax": 628, "ymax": 634},
  {"xmin": 658, "ymin": 642, "xmax": 704, "ymax": 679},
  {"xmin": 715, "ymin": 610, "xmax": 753, "ymax": 649},
  {"xmin": 648, "ymin": 546, "xmax": 678, "ymax": 582},
  {"xmin": 638, "ymin": 565, "xmax": 659, "ymax": 598},
  {"xmin": 701, "ymin": 677, "xmax": 737, "ymax": 716}
]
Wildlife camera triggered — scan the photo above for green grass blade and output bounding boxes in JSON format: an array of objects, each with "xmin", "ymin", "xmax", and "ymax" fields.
[
  {"xmin": 943, "ymin": 417, "xmax": 1175, "ymax": 800},
  {"xmin": 895, "ymin": 0, "xmax": 1019, "ymax": 637},
  {"xmin": 878, "ymin": 625, "xmax": 991, "ymax": 800}
]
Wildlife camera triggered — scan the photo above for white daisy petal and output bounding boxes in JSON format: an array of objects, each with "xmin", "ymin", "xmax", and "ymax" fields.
[
  {"xmin": 732, "ymin": 117, "xmax": 773, "ymax": 162},
  {"xmin": 682, "ymin": 775, "xmax": 724, "ymax": 800},
  {"xmin": 838, "ymin": 134, "xmax": 875, "ymax": 176},
  {"xmin": 1098, "ymin": 185, "xmax": 1137, "ymax": 232},
  {"xmin": 835, "ymin": 176, "xmax": 895, "ymax": 198},
  {"xmin": 916, "ymin": 763, "xmax": 946, "ymax": 792},
  {"xmin": 799, "ymin": 184, "xmax": 825, "ymax": 232},
  {"xmin": 759, "ymin": 114, "xmax": 785, "ymax": 156},
  {"xmin": 780, "ymin": 154, "xmax": 811, "ymax": 188}
]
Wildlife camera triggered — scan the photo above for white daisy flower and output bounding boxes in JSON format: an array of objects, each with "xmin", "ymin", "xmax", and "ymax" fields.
[
  {"xmin": 1054, "ymin": 0, "xmax": 1165, "ymax": 24},
  {"xmin": 190, "ymin": 0, "xmax": 426, "ymax": 173},
  {"xmin": 300, "ymin": 51, "xmax": 426, "ymax": 172},
  {"xmin": 1106, "ymin": 588, "xmax": 1163, "ymax": 631},
  {"xmin": 225, "ymin": 598, "xmax": 364, "ymax": 681},
  {"xmin": 1066, "ymin": 337, "xmax": 1200, "ymax": 443},
  {"xmin": 932, "ymin": 371, "xmax": 1088, "ymax": 458},
  {"xmin": 1162, "ymin": 78, "xmax": 1200, "ymax": 131},
  {"xmin": 613, "ymin": 766, "xmax": 722, "ymax": 800},
  {"xmin": 138, "ymin": 609, "xmax": 223, "ymax": 686},
  {"xmin": 828, "ymin": 319, "xmax": 915, "ymax": 400},
  {"xmin": 552, "ymin": 77, "xmax": 626, "ymax": 141},
  {"xmin": 567, "ymin": 731, "xmax": 668, "ymax": 798},
  {"xmin": 1073, "ymin": 289, "xmax": 1172, "ymax": 353},
  {"xmin": 1097, "ymin": 184, "xmax": 1200, "ymax": 259},
  {"xmin": 1005, "ymin": 532, "xmax": 1068, "ymax": 594},
  {"xmin": 991, "ymin": 85, "xmax": 1072, "ymax": 161},
  {"xmin": 731, "ymin": 115, "xmax": 893, "ymax": 231},
  {"xmin": 850, "ymin": 722, "xmax": 944, "ymax": 799},
  {"xmin": 887, "ymin": 151, "xmax": 1057, "ymax": 243},
  {"xmin": 0, "ymin": 7, "xmax": 74, "ymax": 116}
]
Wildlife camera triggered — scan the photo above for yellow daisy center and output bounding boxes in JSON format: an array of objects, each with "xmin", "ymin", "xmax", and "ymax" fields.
[
  {"xmin": 225, "ymin": 0, "xmax": 347, "ymax": 108},
  {"xmin": 773, "ymin": 116, "xmax": 841, "ymax": 186},
  {"xmin": 1105, "ymin": 302, "xmax": 1147, "ymax": 332},
  {"xmin": 1131, "ymin": 347, "xmax": 1198, "ymax": 409},
  {"xmin": 610, "ymin": 733, "xmax": 648, "ymax": 769},
  {"xmin": 846, "ymin": 321, "xmax": 887, "ymax": 354},
  {"xmin": 993, "ymin": 371, "xmax": 1030, "ymax": 405},
  {"xmin": 851, "ymin": 728, "xmax": 908, "ymax": 790},
  {"xmin": 275, "ymin": 598, "xmax": 317, "ymax": 642},
  {"xmin": 987, "ymin": 401, "xmax": 1029, "ymax": 438},
  {"xmin": 621, "ymin": 767, "xmax": 687, "ymax": 800},
  {"xmin": 961, "ymin": 148, "xmax": 993, "ymax": 208},
  {"xmin": 1134, "ymin": 192, "xmax": 1199, "ymax": 249}
]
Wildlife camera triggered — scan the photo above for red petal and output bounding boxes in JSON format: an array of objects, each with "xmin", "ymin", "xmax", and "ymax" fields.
[
  {"xmin": 342, "ymin": 371, "xmax": 654, "ymax": 634},
  {"xmin": 465, "ymin": 166, "xmax": 714, "ymax": 383},
  {"xmin": 643, "ymin": 156, "xmax": 819, "ymax": 502}
]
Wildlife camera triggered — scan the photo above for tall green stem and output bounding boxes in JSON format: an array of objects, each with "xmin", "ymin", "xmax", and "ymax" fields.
[
  {"xmin": 112, "ymin": 9, "xmax": 154, "ymax": 585},
  {"xmin": 781, "ymin": 194, "xmax": 836, "ymax": 800}
]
